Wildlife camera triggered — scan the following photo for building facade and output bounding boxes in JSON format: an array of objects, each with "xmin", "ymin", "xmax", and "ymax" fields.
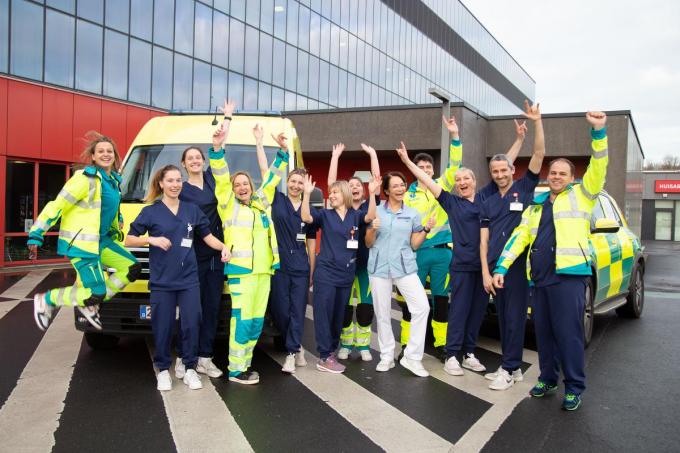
[{"xmin": 641, "ymin": 171, "xmax": 680, "ymax": 242}]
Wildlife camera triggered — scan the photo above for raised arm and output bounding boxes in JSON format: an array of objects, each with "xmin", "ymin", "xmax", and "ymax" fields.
[
  {"xmin": 300, "ymin": 174, "xmax": 316, "ymax": 224},
  {"xmin": 363, "ymin": 175, "xmax": 380, "ymax": 223},
  {"xmin": 438, "ymin": 115, "xmax": 463, "ymax": 191},
  {"xmin": 256, "ymin": 133, "xmax": 290, "ymax": 208},
  {"xmin": 361, "ymin": 143, "xmax": 380, "ymax": 179},
  {"xmin": 522, "ymin": 100, "xmax": 545, "ymax": 174},
  {"xmin": 253, "ymin": 123, "xmax": 268, "ymax": 179},
  {"xmin": 580, "ymin": 111, "xmax": 608, "ymax": 200},
  {"xmin": 397, "ymin": 142, "xmax": 443, "ymax": 198},
  {"xmin": 503, "ymin": 118, "xmax": 527, "ymax": 165},
  {"xmin": 327, "ymin": 143, "xmax": 345, "ymax": 186},
  {"xmin": 217, "ymin": 99, "xmax": 236, "ymax": 144},
  {"xmin": 209, "ymin": 123, "xmax": 233, "ymax": 224}
]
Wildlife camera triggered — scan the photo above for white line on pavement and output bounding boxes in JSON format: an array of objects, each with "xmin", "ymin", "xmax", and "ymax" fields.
[{"xmin": 0, "ymin": 269, "xmax": 52, "ymax": 300}]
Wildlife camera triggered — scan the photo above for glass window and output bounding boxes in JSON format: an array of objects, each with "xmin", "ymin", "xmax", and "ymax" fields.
[
  {"xmin": 285, "ymin": 0, "xmax": 298, "ymax": 46},
  {"xmin": 339, "ymin": 29, "xmax": 348, "ymax": 69},
  {"xmin": 129, "ymin": 39, "xmax": 151, "ymax": 104},
  {"xmin": 320, "ymin": 18, "xmax": 330, "ymax": 61},
  {"xmin": 309, "ymin": 12, "xmax": 320, "ymax": 56},
  {"xmin": 297, "ymin": 51, "xmax": 308, "ymax": 96},
  {"xmin": 260, "ymin": 0, "xmax": 274, "ymax": 34},
  {"xmin": 330, "ymin": 23, "xmax": 339, "ymax": 66},
  {"xmin": 175, "ymin": 0, "xmax": 194, "ymax": 56},
  {"xmin": 321, "ymin": 0, "xmax": 331, "ymax": 19},
  {"xmin": 214, "ymin": 0, "xmax": 228, "ymax": 13},
  {"xmin": 273, "ymin": 0, "xmax": 286, "ymax": 40},
  {"xmin": 5, "ymin": 160, "xmax": 34, "ymax": 233},
  {"xmin": 284, "ymin": 90, "xmax": 296, "ymax": 110},
  {"xmin": 285, "ymin": 45, "xmax": 297, "ymax": 91},
  {"xmin": 104, "ymin": 30, "xmax": 128, "ymax": 99},
  {"xmin": 311, "ymin": 0, "xmax": 321, "ymax": 13},
  {"xmin": 296, "ymin": 94, "xmax": 307, "ymax": 110},
  {"xmin": 173, "ymin": 53, "xmax": 192, "ymax": 109},
  {"xmin": 245, "ymin": 0, "xmax": 260, "ymax": 27},
  {"xmin": 212, "ymin": 12, "xmax": 229, "ymax": 68},
  {"xmin": 346, "ymin": 73, "xmax": 355, "ymax": 107},
  {"xmin": 44, "ymin": 10, "xmax": 74, "ymax": 88},
  {"xmin": 152, "ymin": 46, "xmax": 172, "ymax": 109},
  {"xmin": 194, "ymin": 2, "xmax": 212, "ymax": 62},
  {"xmin": 258, "ymin": 32, "xmax": 273, "ymax": 83},
  {"xmin": 272, "ymin": 39, "xmax": 285, "ymax": 87},
  {"xmin": 331, "ymin": 0, "xmax": 340, "ymax": 23},
  {"xmin": 341, "ymin": 0, "xmax": 350, "ymax": 27},
  {"xmin": 338, "ymin": 69, "xmax": 347, "ymax": 108},
  {"xmin": 298, "ymin": 5, "xmax": 310, "ymax": 51},
  {"xmin": 228, "ymin": 71, "xmax": 243, "ymax": 108},
  {"xmin": 328, "ymin": 65, "xmax": 338, "ymax": 106},
  {"xmin": 10, "ymin": 0, "xmax": 43, "ymax": 80},
  {"xmin": 193, "ymin": 60, "xmax": 210, "ymax": 110},
  {"xmin": 318, "ymin": 60, "xmax": 328, "ymax": 103},
  {"xmin": 75, "ymin": 20, "xmax": 103, "ymax": 94},
  {"xmin": 258, "ymin": 82, "xmax": 271, "ymax": 110},
  {"xmin": 675, "ymin": 202, "xmax": 680, "ymax": 241},
  {"xmin": 106, "ymin": 0, "xmax": 129, "ymax": 33},
  {"xmin": 349, "ymin": 0, "xmax": 357, "ymax": 34},
  {"xmin": 364, "ymin": 0, "xmax": 373, "ymax": 43},
  {"xmin": 243, "ymin": 77, "xmax": 258, "ymax": 109},
  {"xmin": 153, "ymin": 0, "xmax": 174, "ymax": 48},
  {"xmin": 229, "ymin": 19, "xmax": 245, "ymax": 73},
  {"xmin": 307, "ymin": 98, "xmax": 318, "ymax": 110},
  {"xmin": 244, "ymin": 26, "xmax": 259, "ymax": 78},
  {"xmin": 307, "ymin": 54, "xmax": 319, "ymax": 100},
  {"xmin": 78, "ymin": 0, "xmax": 103, "ymax": 23},
  {"xmin": 0, "ymin": 0, "xmax": 7, "ymax": 72},
  {"xmin": 130, "ymin": 0, "xmax": 152, "ymax": 41},
  {"xmin": 211, "ymin": 66, "xmax": 228, "ymax": 109},
  {"xmin": 46, "ymin": 0, "xmax": 74, "ymax": 14},
  {"xmin": 272, "ymin": 87, "xmax": 284, "ymax": 111},
  {"xmin": 356, "ymin": 0, "xmax": 365, "ymax": 39},
  {"xmin": 355, "ymin": 40, "xmax": 364, "ymax": 79}
]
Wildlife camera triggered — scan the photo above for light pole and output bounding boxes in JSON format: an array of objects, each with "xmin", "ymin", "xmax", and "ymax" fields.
[{"xmin": 429, "ymin": 87, "xmax": 452, "ymax": 174}]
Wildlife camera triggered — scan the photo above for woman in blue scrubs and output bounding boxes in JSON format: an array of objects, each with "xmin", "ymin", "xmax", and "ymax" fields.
[
  {"xmin": 126, "ymin": 165, "xmax": 229, "ymax": 392},
  {"xmin": 397, "ymin": 142, "xmax": 497, "ymax": 377},
  {"xmin": 301, "ymin": 174, "xmax": 379, "ymax": 374},
  {"xmin": 253, "ymin": 124, "xmax": 317, "ymax": 374}
]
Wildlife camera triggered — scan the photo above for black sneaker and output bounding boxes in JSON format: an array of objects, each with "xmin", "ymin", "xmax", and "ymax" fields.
[
  {"xmin": 228, "ymin": 371, "xmax": 260, "ymax": 385},
  {"xmin": 435, "ymin": 346, "xmax": 447, "ymax": 363}
]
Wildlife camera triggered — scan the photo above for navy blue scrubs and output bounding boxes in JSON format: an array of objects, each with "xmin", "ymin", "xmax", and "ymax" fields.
[
  {"xmin": 177, "ymin": 170, "xmax": 225, "ymax": 359},
  {"xmin": 129, "ymin": 200, "xmax": 211, "ymax": 371},
  {"xmin": 310, "ymin": 207, "xmax": 367, "ymax": 359},
  {"xmin": 437, "ymin": 183, "xmax": 497, "ymax": 359},
  {"xmin": 530, "ymin": 199, "xmax": 587, "ymax": 395},
  {"xmin": 270, "ymin": 189, "xmax": 317, "ymax": 354},
  {"xmin": 480, "ymin": 170, "xmax": 538, "ymax": 372}
]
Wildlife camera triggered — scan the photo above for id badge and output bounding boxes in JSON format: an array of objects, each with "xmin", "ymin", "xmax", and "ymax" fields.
[
  {"xmin": 181, "ymin": 238, "xmax": 193, "ymax": 248},
  {"xmin": 510, "ymin": 202, "xmax": 524, "ymax": 212},
  {"xmin": 296, "ymin": 233, "xmax": 306, "ymax": 242},
  {"xmin": 346, "ymin": 239, "xmax": 359, "ymax": 249}
]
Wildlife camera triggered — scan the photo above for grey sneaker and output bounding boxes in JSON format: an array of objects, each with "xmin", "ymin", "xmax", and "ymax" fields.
[
  {"xmin": 282, "ymin": 353, "xmax": 296, "ymax": 374},
  {"xmin": 316, "ymin": 356, "xmax": 346, "ymax": 374},
  {"xmin": 229, "ymin": 371, "xmax": 260, "ymax": 385},
  {"xmin": 175, "ymin": 358, "xmax": 186, "ymax": 379},
  {"xmin": 33, "ymin": 293, "xmax": 53, "ymax": 331},
  {"xmin": 182, "ymin": 369, "xmax": 203, "ymax": 390},
  {"xmin": 197, "ymin": 357, "xmax": 223, "ymax": 378}
]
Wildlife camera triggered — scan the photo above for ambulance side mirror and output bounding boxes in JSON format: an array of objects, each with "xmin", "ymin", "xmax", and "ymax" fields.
[{"xmin": 591, "ymin": 218, "xmax": 620, "ymax": 234}]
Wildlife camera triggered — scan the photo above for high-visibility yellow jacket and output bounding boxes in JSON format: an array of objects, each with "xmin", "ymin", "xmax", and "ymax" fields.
[
  {"xmin": 27, "ymin": 166, "xmax": 123, "ymax": 258},
  {"xmin": 405, "ymin": 139, "xmax": 462, "ymax": 247},
  {"xmin": 210, "ymin": 147, "xmax": 287, "ymax": 276},
  {"xmin": 494, "ymin": 129, "xmax": 609, "ymax": 281}
]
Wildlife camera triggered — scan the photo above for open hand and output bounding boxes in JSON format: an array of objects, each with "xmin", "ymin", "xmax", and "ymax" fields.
[
  {"xmin": 442, "ymin": 114, "xmax": 459, "ymax": 137},
  {"xmin": 252, "ymin": 123, "xmax": 264, "ymax": 143},
  {"xmin": 218, "ymin": 99, "xmax": 236, "ymax": 117},
  {"xmin": 522, "ymin": 99, "xmax": 541, "ymax": 122},
  {"xmin": 368, "ymin": 174, "xmax": 382, "ymax": 195},
  {"xmin": 303, "ymin": 174, "xmax": 316, "ymax": 195},
  {"xmin": 360, "ymin": 143, "xmax": 376, "ymax": 155},
  {"xmin": 396, "ymin": 141, "xmax": 409, "ymax": 162},
  {"xmin": 332, "ymin": 143, "xmax": 345, "ymax": 158},
  {"xmin": 272, "ymin": 132, "xmax": 288, "ymax": 150},
  {"xmin": 586, "ymin": 111, "xmax": 607, "ymax": 130}
]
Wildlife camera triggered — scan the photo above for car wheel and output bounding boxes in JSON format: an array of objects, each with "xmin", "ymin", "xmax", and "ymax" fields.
[
  {"xmin": 583, "ymin": 278, "xmax": 594, "ymax": 348},
  {"xmin": 84, "ymin": 332, "xmax": 120, "ymax": 350},
  {"xmin": 616, "ymin": 265, "xmax": 644, "ymax": 318}
]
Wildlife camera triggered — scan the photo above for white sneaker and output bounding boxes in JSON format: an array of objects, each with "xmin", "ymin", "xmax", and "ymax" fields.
[
  {"xmin": 444, "ymin": 356, "xmax": 464, "ymax": 376},
  {"xmin": 157, "ymin": 370, "xmax": 172, "ymax": 391},
  {"xmin": 484, "ymin": 366, "xmax": 503, "ymax": 381},
  {"xmin": 376, "ymin": 360, "xmax": 395, "ymax": 372},
  {"xmin": 197, "ymin": 357, "xmax": 223, "ymax": 378},
  {"xmin": 183, "ymin": 369, "xmax": 203, "ymax": 390},
  {"xmin": 33, "ymin": 293, "xmax": 53, "ymax": 331},
  {"xmin": 489, "ymin": 368, "xmax": 514, "ymax": 391},
  {"xmin": 77, "ymin": 305, "xmax": 102, "ymax": 330},
  {"xmin": 336, "ymin": 347, "xmax": 351, "ymax": 360},
  {"xmin": 462, "ymin": 353, "xmax": 486, "ymax": 372},
  {"xmin": 175, "ymin": 358, "xmax": 186, "ymax": 379},
  {"xmin": 359, "ymin": 349, "xmax": 373, "ymax": 362},
  {"xmin": 485, "ymin": 367, "xmax": 524, "ymax": 382},
  {"xmin": 399, "ymin": 356, "xmax": 429, "ymax": 377},
  {"xmin": 295, "ymin": 347, "xmax": 307, "ymax": 367},
  {"xmin": 282, "ymin": 353, "xmax": 296, "ymax": 374}
]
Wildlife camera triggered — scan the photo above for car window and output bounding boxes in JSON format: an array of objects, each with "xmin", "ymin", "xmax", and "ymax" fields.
[
  {"xmin": 599, "ymin": 195, "xmax": 623, "ymax": 226},
  {"xmin": 591, "ymin": 197, "xmax": 606, "ymax": 229}
]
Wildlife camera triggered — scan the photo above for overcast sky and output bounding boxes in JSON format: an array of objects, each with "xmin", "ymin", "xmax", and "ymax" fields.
[{"xmin": 463, "ymin": 0, "xmax": 680, "ymax": 163}]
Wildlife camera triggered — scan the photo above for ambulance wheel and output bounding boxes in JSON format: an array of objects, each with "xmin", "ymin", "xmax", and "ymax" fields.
[
  {"xmin": 617, "ymin": 264, "xmax": 644, "ymax": 318},
  {"xmin": 85, "ymin": 332, "xmax": 120, "ymax": 350},
  {"xmin": 583, "ymin": 278, "xmax": 594, "ymax": 348}
]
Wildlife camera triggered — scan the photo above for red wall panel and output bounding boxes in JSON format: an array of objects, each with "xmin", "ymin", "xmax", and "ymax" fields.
[
  {"xmin": 101, "ymin": 102, "xmax": 127, "ymax": 160},
  {"xmin": 41, "ymin": 89, "xmax": 74, "ymax": 162},
  {"xmin": 7, "ymin": 80, "xmax": 42, "ymax": 157},
  {"xmin": 0, "ymin": 78, "xmax": 7, "ymax": 155},
  {"xmin": 72, "ymin": 96, "xmax": 102, "ymax": 161}
]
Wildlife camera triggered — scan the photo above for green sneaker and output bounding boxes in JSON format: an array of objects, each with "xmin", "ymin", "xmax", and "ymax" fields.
[
  {"xmin": 529, "ymin": 381, "xmax": 558, "ymax": 397},
  {"xmin": 562, "ymin": 393, "xmax": 582, "ymax": 411}
]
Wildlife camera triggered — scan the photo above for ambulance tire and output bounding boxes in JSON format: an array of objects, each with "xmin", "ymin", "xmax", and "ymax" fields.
[
  {"xmin": 85, "ymin": 332, "xmax": 120, "ymax": 350},
  {"xmin": 617, "ymin": 264, "xmax": 644, "ymax": 319},
  {"xmin": 583, "ymin": 278, "xmax": 594, "ymax": 348}
]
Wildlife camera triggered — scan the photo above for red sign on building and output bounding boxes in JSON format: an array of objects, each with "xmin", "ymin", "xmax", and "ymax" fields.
[{"xmin": 655, "ymin": 180, "xmax": 680, "ymax": 193}]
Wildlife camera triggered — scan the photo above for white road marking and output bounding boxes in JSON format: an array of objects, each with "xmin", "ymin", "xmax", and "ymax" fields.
[
  {"xmin": 0, "ymin": 308, "xmax": 82, "ymax": 451},
  {"xmin": 146, "ymin": 342, "xmax": 253, "ymax": 453},
  {"xmin": 0, "ymin": 270, "xmax": 52, "ymax": 321}
]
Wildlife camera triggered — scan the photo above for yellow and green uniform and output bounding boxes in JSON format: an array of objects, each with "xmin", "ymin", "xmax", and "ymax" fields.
[
  {"xmin": 340, "ymin": 268, "xmax": 372, "ymax": 351},
  {"xmin": 210, "ymin": 146, "xmax": 288, "ymax": 377},
  {"xmin": 27, "ymin": 166, "xmax": 138, "ymax": 307},
  {"xmin": 399, "ymin": 139, "xmax": 461, "ymax": 347}
]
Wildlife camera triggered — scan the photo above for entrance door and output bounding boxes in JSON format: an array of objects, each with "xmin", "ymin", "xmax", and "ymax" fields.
[{"xmin": 655, "ymin": 210, "xmax": 673, "ymax": 240}]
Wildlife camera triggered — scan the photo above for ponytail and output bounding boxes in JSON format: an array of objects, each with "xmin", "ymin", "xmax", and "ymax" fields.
[{"xmin": 145, "ymin": 165, "xmax": 181, "ymax": 203}]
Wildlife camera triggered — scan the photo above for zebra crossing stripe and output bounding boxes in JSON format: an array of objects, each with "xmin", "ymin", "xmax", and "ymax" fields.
[
  {"xmin": 0, "ymin": 308, "xmax": 81, "ymax": 452},
  {"xmin": 0, "ymin": 270, "xmax": 52, "ymax": 321}
]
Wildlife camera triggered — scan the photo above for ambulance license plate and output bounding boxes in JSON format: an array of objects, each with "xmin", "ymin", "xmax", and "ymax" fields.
[{"xmin": 139, "ymin": 305, "xmax": 151, "ymax": 320}]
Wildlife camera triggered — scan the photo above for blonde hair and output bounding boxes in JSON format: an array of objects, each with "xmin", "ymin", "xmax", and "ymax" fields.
[
  {"xmin": 455, "ymin": 167, "xmax": 476, "ymax": 181},
  {"xmin": 145, "ymin": 165, "xmax": 181, "ymax": 203},
  {"xmin": 329, "ymin": 180, "xmax": 353, "ymax": 209},
  {"xmin": 79, "ymin": 131, "xmax": 122, "ymax": 171},
  {"xmin": 231, "ymin": 171, "xmax": 255, "ymax": 201}
]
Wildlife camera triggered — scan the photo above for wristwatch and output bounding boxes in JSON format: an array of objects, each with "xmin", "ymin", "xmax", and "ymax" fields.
[{"xmin": 423, "ymin": 226, "xmax": 431, "ymax": 233}]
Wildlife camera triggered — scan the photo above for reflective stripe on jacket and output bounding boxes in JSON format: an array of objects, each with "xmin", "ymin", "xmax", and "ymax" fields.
[
  {"xmin": 405, "ymin": 139, "xmax": 462, "ymax": 247},
  {"xmin": 494, "ymin": 129, "xmax": 608, "ymax": 281},
  {"xmin": 210, "ymin": 147, "xmax": 287, "ymax": 275},
  {"xmin": 27, "ymin": 166, "xmax": 123, "ymax": 258}
]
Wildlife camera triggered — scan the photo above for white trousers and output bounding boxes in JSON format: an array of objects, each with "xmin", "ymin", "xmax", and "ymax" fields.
[{"xmin": 369, "ymin": 273, "xmax": 429, "ymax": 362}]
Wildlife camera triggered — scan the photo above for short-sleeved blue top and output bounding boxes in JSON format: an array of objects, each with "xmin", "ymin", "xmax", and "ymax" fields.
[
  {"xmin": 436, "ymin": 182, "xmax": 497, "ymax": 272},
  {"xmin": 480, "ymin": 170, "xmax": 539, "ymax": 268},
  {"xmin": 128, "ymin": 200, "xmax": 210, "ymax": 291},
  {"xmin": 271, "ymin": 189, "xmax": 317, "ymax": 276},
  {"xmin": 179, "ymin": 169, "xmax": 224, "ymax": 261},
  {"xmin": 310, "ymin": 207, "xmax": 367, "ymax": 287}
]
